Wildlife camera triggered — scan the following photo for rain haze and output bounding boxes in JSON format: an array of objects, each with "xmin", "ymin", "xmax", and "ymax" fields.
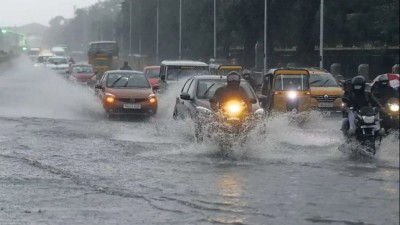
[{"xmin": 0, "ymin": 0, "xmax": 99, "ymax": 26}]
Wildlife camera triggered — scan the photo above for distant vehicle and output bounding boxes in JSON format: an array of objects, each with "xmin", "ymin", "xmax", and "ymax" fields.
[
  {"xmin": 159, "ymin": 60, "xmax": 209, "ymax": 82},
  {"xmin": 51, "ymin": 47, "xmax": 67, "ymax": 57},
  {"xmin": 88, "ymin": 41, "xmax": 119, "ymax": 79},
  {"xmin": 68, "ymin": 64, "xmax": 96, "ymax": 86},
  {"xmin": 94, "ymin": 70, "xmax": 158, "ymax": 118},
  {"xmin": 34, "ymin": 52, "xmax": 54, "ymax": 67},
  {"xmin": 305, "ymin": 68, "xmax": 344, "ymax": 114},
  {"xmin": 28, "ymin": 47, "xmax": 41, "ymax": 61},
  {"xmin": 45, "ymin": 56, "xmax": 70, "ymax": 74},
  {"xmin": 144, "ymin": 66, "xmax": 160, "ymax": 88},
  {"xmin": 209, "ymin": 64, "xmax": 243, "ymax": 76}
]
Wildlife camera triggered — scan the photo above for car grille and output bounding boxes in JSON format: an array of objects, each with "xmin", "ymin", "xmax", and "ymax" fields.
[
  {"xmin": 117, "ymin": 98, "xmax": 148, "ymax": 103},
  {"xmin": 312, "ymin": 95, "xmax": 339, "ymax": 102}
]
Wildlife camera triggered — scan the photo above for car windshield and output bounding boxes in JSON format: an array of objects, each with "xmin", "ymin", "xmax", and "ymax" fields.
[
  {"xmin": 72, "ymin": 66, "xmax": 93, "ymax": 74},
  {"xmin": 47, "ymin": 58, "xmax": 68, "ymax": 64},
  {"xmin": 196, "ymin": 79, "xmax": 256, "ymax": 100},
  {"xmin": 145, "ymin": 68, "xmax": 160, "ymax": 78},
  {"xmin": 274, "ymin": 74, "xmax": 310, "ymax": 91},
  {"xmin": 167, "ymin": 66, "xmax": 208, "ymax": 80},
  {"xmin": 310, "ymin": 74, "xmax": 339, "ymax": 87},
  {"xmin": 106, "ymin": 73, "xmax": 150, "ymax": 88},
  {"xmin": 94, "ymin": 59, "xmax": 109, "ymax": 66},
  {"xmin": 218, "ymin": 68, "xmax": 242, "ymax": 76}
]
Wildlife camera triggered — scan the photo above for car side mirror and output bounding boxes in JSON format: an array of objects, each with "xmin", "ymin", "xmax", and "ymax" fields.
[
  {"xmin": 250, "ymin": 99, "xmax": 258, "ymax": 104},
  {"xmin": 152, "ymin": 85, "xmax": 160, "ymax": 90},
  {"xmin": 180, "ymin": 92, "xmax": 191, "ymax": 100},
  {"xmin": 258, "ymin": 95, "xmax": 268, "ymax": 102},
  {"xmin": 94, "ymin": 84, "xmax": 103, "ymax": 90}
]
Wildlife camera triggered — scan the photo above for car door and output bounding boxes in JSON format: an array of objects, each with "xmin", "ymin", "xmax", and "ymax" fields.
[
  {"xmin": 175, "ymin": 78, "xmax": 193, "ymax": 118},
  {"xmin": 96, "ymin": 73, "xmax": 108, "ymax": 99},
  {"xmin": 184, "ymin": 78, "xmax": 198, "ymax": 117}
]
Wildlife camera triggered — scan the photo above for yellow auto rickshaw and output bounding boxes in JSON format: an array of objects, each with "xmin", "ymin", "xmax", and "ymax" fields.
[
  {"xmin": 261, "ymin": 68, "xmax": 311, "ymax": 112},
  {"xmin": 209, "ymin": 64, "xmax": 243, "ymax": 76}
]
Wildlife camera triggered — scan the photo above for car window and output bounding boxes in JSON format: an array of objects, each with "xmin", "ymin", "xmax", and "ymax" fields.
[
  {"xmin": 72, "ymin": 66, "xmax": 93, "ymax": 73},
  {"xmin": 197, "ymin": 79, "xmax": 256, "ymax": 100},
  {"xmin": 273, "ymin": 74, "xmax": 309, "ymax": 91},
  {"xmin": 145, "ymin": 68, "xmax": 160, "ymax": 78},
  {"xmin": 181, "ymin": 79, "xmax": 192, "ymax": 93},
  {"xmin": 183, "ymin": 79, "xmax": 194, "ymax": 93},
  {"xmin": 310, "ymin": 73, "xmax": 339, "ymax": 87},
  {"xmin": 166, "ymin": 66, "xmax": 208, "ymax": 80},
  {"xmin": 48, "ymin": 57, "xmax": 68, "ymax": 64},
  {"xmin": 106, "ymin": 73, "xmax": 150, "ymax": 88}
]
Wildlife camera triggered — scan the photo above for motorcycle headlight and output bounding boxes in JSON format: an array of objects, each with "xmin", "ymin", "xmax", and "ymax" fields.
[
  {"xmin": 223, "ymin": 101, "xmax": 244, "ymax": 117},
  {"xmin": 362, "ymin": 116, "xmax": 375, "ymax": 124},
  {"xmin": 389, "ymin": 103, "xmax": 399, "ymax": 112},
  {"xmin": 287, "ymin": 91, "xmax": 298, "ymax": 100}
]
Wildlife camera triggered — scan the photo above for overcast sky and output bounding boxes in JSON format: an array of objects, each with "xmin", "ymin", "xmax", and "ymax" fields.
[{"xmin": 0, "ymin": 0, "xmax": 100, "ymax": 27}]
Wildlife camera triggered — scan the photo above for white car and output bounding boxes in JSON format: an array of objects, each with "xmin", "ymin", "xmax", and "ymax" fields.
[{"xmin": 45, "ymin": 56, "xmax": 70, "ymax": 74}]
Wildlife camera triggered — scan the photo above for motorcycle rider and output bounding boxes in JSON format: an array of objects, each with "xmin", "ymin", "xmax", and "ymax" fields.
[
  {"xmin": 371, "ymin": 74, "xmax": 399, "ymax": 105},
  {"xmin": 342, "ymin": 76, "xmax": 383, "ymax": 135},
  {"xmin": 210, "ymin": 71, "xmax": 252, "ymax": 113},
  {"xmin": 120, "ymin": 61, "xmax": 132, "ymax": 70},
  {"xmin": 242, "ymin": 69, "xmax": 258, "ymax": 91}
]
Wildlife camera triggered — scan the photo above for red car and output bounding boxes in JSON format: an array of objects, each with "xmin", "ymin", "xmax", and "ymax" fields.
[
  {"xmin": 144, "ymin": 66, "xmax": 160, "ymax": 88},
  {"xmin": 68, "ymin": 64, "xmax": 96, "ymax": 86}
]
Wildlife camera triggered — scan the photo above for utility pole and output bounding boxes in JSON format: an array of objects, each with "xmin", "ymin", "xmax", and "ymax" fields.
[
  {"xmin": 179, "ymin": 0, "xmax": 182, "ymax": 60},
  {"xmin": 129, "ymin": 0, "xmax": 133, "ymax": 56},
  {"xmin": 319, "ymin": 0, "xmax": 324, "ymax": 68},
  {"xmin": 156, "ymin": 0, "xmax": 160, "ymax": 63},
  {"xmin": 213, "ymin": 0, "xmax": 217, "ymax": 59},
  {"xmin": 263, "ymin": 0, "xmax": 268, "ymax": 74}
]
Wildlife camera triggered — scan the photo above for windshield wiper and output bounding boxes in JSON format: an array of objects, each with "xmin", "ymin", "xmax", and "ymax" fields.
[
  {"xmin": 319, "ymin": 79, "xmax": 330, "ymax": 87},
  {"xmin": 203, "ymin": 83, "xmax": 216, "ymax": 98},
  {"xmin": 310, "ymin": 79, "xmax": 322, "ymax": 84},
  {"xmin": 110, "ymin": 77, "xmax": 123, "ymax": 87}
]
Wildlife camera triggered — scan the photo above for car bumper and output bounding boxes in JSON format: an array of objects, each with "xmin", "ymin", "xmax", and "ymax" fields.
[{"xmin": 104, "ymin": 102, "xmax": 158, "ymax": 116}]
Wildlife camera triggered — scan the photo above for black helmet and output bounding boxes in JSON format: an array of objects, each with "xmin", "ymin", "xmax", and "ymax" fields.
[
  {"xmin": 227, "ymin": 71, "xmax": 241, "ymax": 84},
  {"xmin": 378, "ymin": 74, "xmax": 389, "ymax": 86},
  {"xmin": 351, "ymin": 76, "xmax": 366, "ymax": 91},
  {"xmin": 242, "ymin": 69, "xmax": 251, "ymax": 80}
]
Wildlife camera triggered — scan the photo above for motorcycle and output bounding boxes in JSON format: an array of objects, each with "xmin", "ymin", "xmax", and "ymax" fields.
[
  {"xmin": 195, "ymin": 100, "xmax": 254, "ymax": 148},
  {"xmin": 341, "ymin": 106, "xmax": 382, "ymax": 157},
  {"xmin": 380, "ymin": 97, "xmax": 399, "ymax": 132}
]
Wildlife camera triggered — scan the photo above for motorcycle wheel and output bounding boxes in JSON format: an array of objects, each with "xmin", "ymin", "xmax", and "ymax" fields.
[{"xmin": 363, "ymin": 136, "xmax": 376, "ymax": 155}]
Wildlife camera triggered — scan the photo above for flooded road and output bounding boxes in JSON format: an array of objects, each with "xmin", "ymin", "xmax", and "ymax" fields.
[{"xmin": 0, "ymin": 59, "xmax": 398, "ymax": 225}]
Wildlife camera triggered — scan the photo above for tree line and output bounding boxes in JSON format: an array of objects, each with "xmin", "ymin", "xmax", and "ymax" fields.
[{"xmin": 45, "ymin": 0, "xmax": 399, "ymax": 68}]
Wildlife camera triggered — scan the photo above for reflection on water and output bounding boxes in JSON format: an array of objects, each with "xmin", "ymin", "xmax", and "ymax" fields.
[{"xmin": 213, "ymin": 169, "xmax": 246, "ymax": 224}]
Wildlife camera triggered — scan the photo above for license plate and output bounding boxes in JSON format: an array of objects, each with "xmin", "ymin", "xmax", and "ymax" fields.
[
  {"xmin": 123, "ymin": 104, "xmax": 141, "ymax": 109},
  {"xmin": 318, "ymin": 102, "xmax": 334, "ymax": 108}
]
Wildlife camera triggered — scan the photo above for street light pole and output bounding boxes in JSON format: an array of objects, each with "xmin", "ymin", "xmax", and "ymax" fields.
[
  {"xmin": 319, "ymin": 0, "xmax": 324, "ymax": 68},
  {"xmin": 156, "ymin": 0, "xmax": 160, "ymax": 63},
  {"xmin": 213, "ymin": 0, "xmax": 217, "ymax": 59},
  {"xmin": 179, "ymin": 0, "xmax": 182, "ymax": 60},
  {"xmin": 129, "ymin": 0, "xmax": 133, "ymax": 56},
  {"xmin": 263, "ymin": 0, "xmax": 268, "ymax": 74}
]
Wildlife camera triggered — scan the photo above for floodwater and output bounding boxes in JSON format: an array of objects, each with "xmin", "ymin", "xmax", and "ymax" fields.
[{"xmin": 0, "ymin": 58, "xmax": 398, "ymax": 225}]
